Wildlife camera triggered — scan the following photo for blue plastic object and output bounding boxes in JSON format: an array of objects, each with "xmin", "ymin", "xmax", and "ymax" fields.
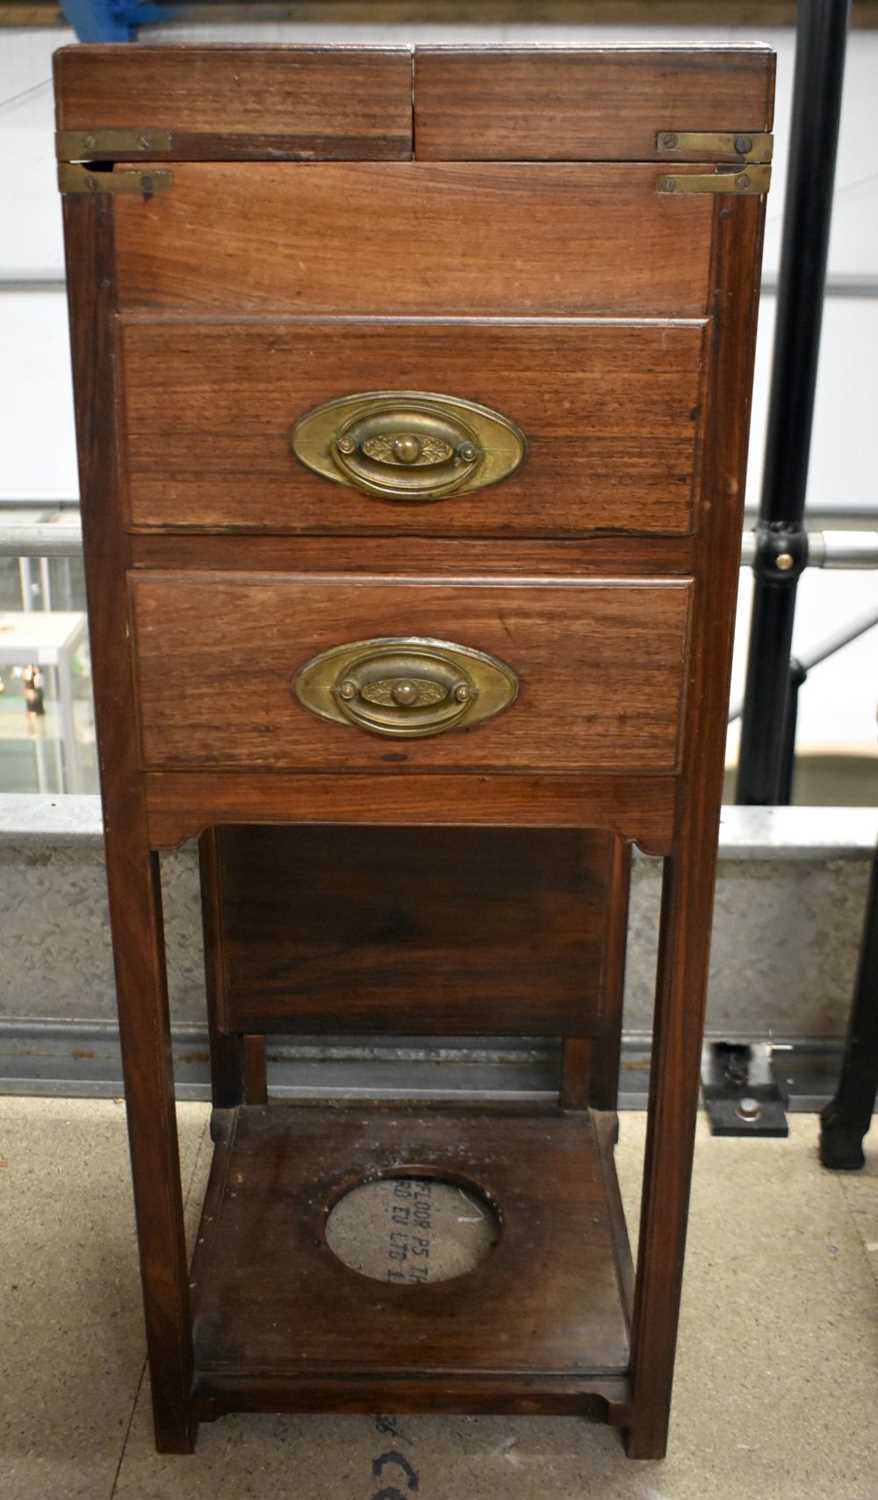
[{"xmin": 60, "ymin": 0, "xmax": 167, "ymax": 42}]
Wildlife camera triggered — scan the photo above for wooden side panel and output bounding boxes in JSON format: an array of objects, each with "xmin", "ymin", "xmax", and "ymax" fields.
[
  {"xmin": 113, "ymin": 163, "xmax": 715, "ymax": 317},
  {"xmin": 217, "ymin": 825, "xmax": 614, "ymax": 1037},
  {"xmin": 121, "ymin": 318, "xmax": 707, "ymax": 537},
  {"xmin": 129, "ymin": 574, "xmax": 692, "ymax": 774},
  {"xmin": 414, "ymin": 47, "xmax": 775, "ymax": 160},
  {"xmin": 53, "ymin": 45, "xmax": 413, "ymax": 160}
]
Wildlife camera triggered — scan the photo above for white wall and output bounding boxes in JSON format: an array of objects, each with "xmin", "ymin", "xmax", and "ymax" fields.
[{"xmin": 1, "ymin": 18, "xmax": 875, "ymax": 767}]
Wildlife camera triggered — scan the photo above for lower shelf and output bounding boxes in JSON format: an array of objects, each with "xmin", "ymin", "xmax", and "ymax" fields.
[{"xmin": 190, "ymin": 1101, "xmax": 633, "ymax": 1422}]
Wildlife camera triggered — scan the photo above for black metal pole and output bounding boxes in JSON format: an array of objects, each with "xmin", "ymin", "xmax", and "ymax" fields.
[
  {"xmin": 776, "ymin": 658, "xmax": 807, "ymax": 805},
  {"xmin": 820, "ymin": 843, "xmax": 878, "ymax": 1169},
  {"xmin": 736, "ymin": 0, "xmax": 850, "ymax": 806}
]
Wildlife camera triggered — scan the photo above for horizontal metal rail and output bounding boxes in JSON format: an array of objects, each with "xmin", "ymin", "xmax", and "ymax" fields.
[
  {"xmin": 1, "ymin": 519, "xmax": 83, "ymax": 557},
  {"xmin": 739, "ymin": 529, "xmax": 878, "ymax": 568},
  {"xmin": 0, "ymin": 1015, "xmax": 857, "ymax": 1112},
  {"xmin": 4, "ymin": 272, "xmax": 878, "ymax": 297},
  {"xmin": 4, "ymin": 520, "xmax": 878, "ymax": 566}
]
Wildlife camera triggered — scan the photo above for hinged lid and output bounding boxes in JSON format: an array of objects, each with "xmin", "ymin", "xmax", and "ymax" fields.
[
  {"xmin": 414, "ymin": 46, "xmax": 775, "ymax": 161},
  {"xmin": 53, "ymin": 45, "xmax": 414, "ymax": 162},
  {"xmin": 53, "ymin": 44, "xmax": 774, "ymax": 165}
]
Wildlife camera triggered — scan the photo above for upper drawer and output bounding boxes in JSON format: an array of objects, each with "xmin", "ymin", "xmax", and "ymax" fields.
[
  {"xmin": 129, "ymin": 572, "xmax": 691, "ymax": 775},
  {"xmin": 120, "ymin": 317, "xmax": 707, "ymax": 537},
  {"xmin": 112, "ymin": 162, "xmax": 716, "ymax": 318}
]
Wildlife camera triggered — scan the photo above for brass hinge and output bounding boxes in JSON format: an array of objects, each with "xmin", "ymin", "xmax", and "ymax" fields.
[
  {"xmin": 657, "ymin": 166, "xmax": 771, "ymax": 196},
  {"xmin": 656, "ymin": 131, "xmax": 774, "ymax": 163},
  {"xmin": 56, "ymin": 128, "xmax": 172, "ymax": 161},
  {"xmin": 58, "ymin": 163, "xmax": 174, "ymax": 196}
]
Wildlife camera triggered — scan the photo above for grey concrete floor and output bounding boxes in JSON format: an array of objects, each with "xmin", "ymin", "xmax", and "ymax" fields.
[{"xmin": 1, "ymin": 1099, "xmax": 877, "ymax": 1500}]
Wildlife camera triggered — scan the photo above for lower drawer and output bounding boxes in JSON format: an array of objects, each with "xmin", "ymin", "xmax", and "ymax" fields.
[{"xmin": 129, "ymin": 572, "xmax": 691, "ymax": 774}]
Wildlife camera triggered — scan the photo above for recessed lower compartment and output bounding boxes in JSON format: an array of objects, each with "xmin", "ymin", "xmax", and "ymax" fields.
[
  {"xmin": 190, "ymin": 1102, "xmax": 632, "ymax": 1423},
  {"xmin": 213, "ymin": 825, "xmax": 619, "ymax": 1039}
]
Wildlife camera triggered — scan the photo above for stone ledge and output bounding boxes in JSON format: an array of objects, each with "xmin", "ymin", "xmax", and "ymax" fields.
[{"xmin": 1, "ymin": 793, "xmax": 875, "ymax": 859}]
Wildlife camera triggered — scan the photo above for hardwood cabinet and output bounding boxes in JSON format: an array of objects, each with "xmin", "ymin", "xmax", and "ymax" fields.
[{"xmin": 55, "ymin": 42, "xmax": 773, "ymax": 1461}]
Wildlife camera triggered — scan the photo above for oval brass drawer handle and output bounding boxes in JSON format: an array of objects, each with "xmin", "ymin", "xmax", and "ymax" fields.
[
  {"xmin": 294, "ymin": 637, "xmax": 518, "ymax": 738},
  {"xmin": 290, "ymin": 391, "xmax": 526, "ymax": 503}
]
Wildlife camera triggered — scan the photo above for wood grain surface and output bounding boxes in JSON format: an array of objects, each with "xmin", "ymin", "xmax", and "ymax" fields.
[
  {"xmin": 128, "ymin": 532, "xmax": 699, "ymax": 578},
  {"xmin": 54, "ymin": 45, "xmax": 413, "ymax": 160},
  {"xmin": 414, "ymin": 47, "xmax": 774, "ymax": 160},
  {"xmin": 129, "ymin": 573, "xmax": 692, "ymax": 774},
  {"xmin": 190, "ymin": 1103, "xmax": 631, "ymax": 1385},
  {"xmin": 58, "ymin": 42, "xmax": 772, "ymax": 1456},
  {"xmin": 113, "ymin": 162, "xmax": 715, "ymax": 317},
  {"xmin": 215, "ymin": 824, "xmax": 614, "ymax": 1037},
  {"xmin": 144, "ymin": 770, "xmax": 679, "ymax": 853},
  {"xmin": 121, "ymin": 317, "xmax": 707, "ymax": 537}
]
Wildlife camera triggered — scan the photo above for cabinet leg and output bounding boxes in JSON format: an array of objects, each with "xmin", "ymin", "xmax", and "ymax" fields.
[
  {"xmin": 560, "ymin": 1037, "xmax": 592, "ymax": 1109},
  {"xmin": 199, "ymin": 829, "xmax": 244, "ymax": 1109},
  {"xmin": 243, "ymin": 1035, "xmax": 269, "ymax": 1104},
  {"xmin": 625, "ymin": 847, "xmax": 714, "ymax": 1461},
  {"xmin": 590, "ymin": 838, "xmax": 631, "ymax": 1111},
  {"xmin": 109, "ymin": 837, "xmax": 196, "ymax": 1452}
]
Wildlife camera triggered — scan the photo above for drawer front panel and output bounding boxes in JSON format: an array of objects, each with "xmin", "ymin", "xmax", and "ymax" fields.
[
  {"xmin": 113, "ymin": 162, "xmax": 714, "ymax": 317},
  {"xmin": 130, "ymin": 573, "xmax": 691, "ymax": 773},
  {"xmin": 121, "ymin": 319, "xmax": 707, "ymax": 537}
]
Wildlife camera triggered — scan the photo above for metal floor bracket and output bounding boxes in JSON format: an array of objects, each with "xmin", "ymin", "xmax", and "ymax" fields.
[{"xmin": 702, "ymin": 1041, "xmax": 790, "ymax": 1137}]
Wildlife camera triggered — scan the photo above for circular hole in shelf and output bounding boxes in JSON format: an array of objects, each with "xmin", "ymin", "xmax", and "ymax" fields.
[{"xmin": 325, "ymin": 1173, "xmax": 501, "ymax": 1285}]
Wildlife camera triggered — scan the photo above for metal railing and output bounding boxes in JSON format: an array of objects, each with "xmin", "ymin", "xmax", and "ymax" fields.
[
  {"xmin": 1, "ymin": 507, "xmax": 876, "ymax": 570},
  {"xmin": 0, "ymin": 515, "xmax": 83, "ymax": 557},
  {"xmin": 5, "ymin": 271, "xmax": 878, "ymax": 297},
  {"xmin": 4, "ymin": 512, "xmax": 877, "ymax": 567}
]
